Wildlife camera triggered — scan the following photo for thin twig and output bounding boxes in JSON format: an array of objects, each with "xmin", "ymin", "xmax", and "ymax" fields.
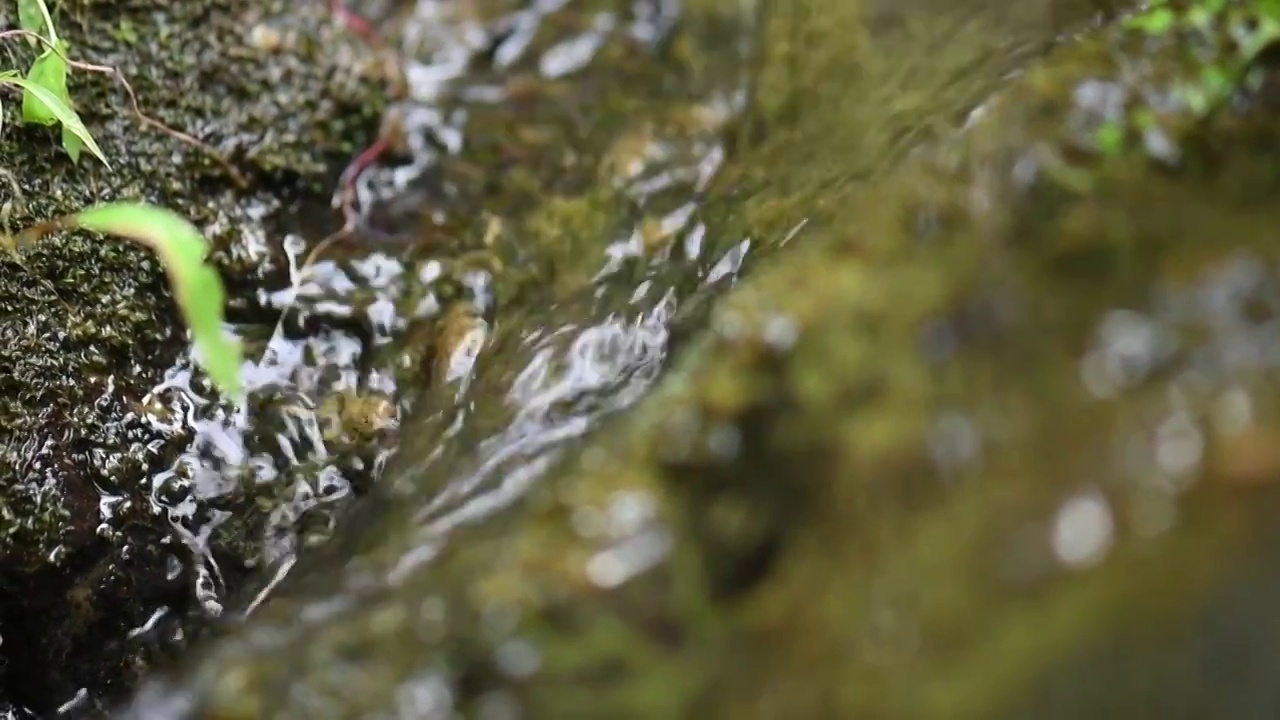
[
  {"xmin": 302, "ymin": 1, "xmax": 394, "ymax": 269},
  {"xmin": 298, "ymin": 129, "xmax": 391, "ymax": 269},
  {"xmin": 13, "ymin": 215, "xmax": 72, "ymax": 247},
  {"xmin": 0, "ymin": 206, "xmax": 74, "ymax": 310},
  {"xmin": 0, "ymin": 28, "xmax": 249, "ymax": 188},
  {"xmin": 330, "ymin": 0, "xmax": 383, "ymax": 48},
  {"xmin": 301, "ymin": 226, "xmax": 353, "ymax": 270},
  {"xmin": 340, "ymin": 135, "xmax": 389, "ymax": 222}
]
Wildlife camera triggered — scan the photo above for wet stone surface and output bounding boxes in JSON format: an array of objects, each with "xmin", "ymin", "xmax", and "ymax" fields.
[
  {"xmin": 0, "ymin": 0, "xmax": 386, "ymax": 715},
  {"xmin": 15, "ymin": 0, "xmax": 1280, "ymax": 719},
  {"xmin": 122, "ymin": 0, "xmax": 1280, "ymax": 718}
]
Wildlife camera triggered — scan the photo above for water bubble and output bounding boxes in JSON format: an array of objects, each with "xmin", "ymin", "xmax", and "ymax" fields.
[
  {"xmin": 126, "ymin": 607, "xmax": 171, "ymax": 640},
  {"xmin": 585, "ymin": 527, "xmax": 673, "ymax": 589},
  {"xmin": 606, "ymin": 491, "xmax": 657, "ymax": 538},
  {"xmin": 705, "ymin": 239, "xmax": 751, "ymax": 286},
  {"xmin": 762, "ymin": 315, "xmax": 800, "ymax": 351},
  {"xmin": 712, "ymin": 309, "xmax": 746, "ymax": 339},
  {"xmin": 47, "ymin": 544, "xmax": 69, "ymax": 566},
  {"xmin": 1153, "ymin": 410, "xmax": 1204, "ymax": 488},
  {"xmin": 165, "ymin": 554, "xmax": 183, "ymax": 581},
  {"xmin": 1080, "ymin": 309, "xmax": 1170, "ymax": 399},
  {"xmin": 683, "ymin": 223, "xmax": 706, "ymax": 260},
  {"xmin": 1211, "ymin": 385, "xmax": 1254, "ymax": 435},
  {"xmin": 55, "ymin": 689, "xmax": 89, "ymax": 716},
  {"xmin": 539, "ymin": 13, "xmax": 616, "ymax": 79},
  {"xmin": 394, "ymin": 672, "xmax": 453, "ymax": 720},
  {"xmin": 1051, "ymin": 489, "xmax": 1115, "ymax": 570},
  {"xmin": 585, "ymin": 550, "xmax": 629, "ymax": 588},
  {"xmin": 494, "ymin": 638, "xmax": 542, "ymax": 679},
  {"xmin": 194, "ymin": 565, "xmax": 223, "ymax": 617},
  {"xmin": 927, "ymin": 410, "xmax": 982, "ymax": 474},
  {"xmin": 247, "ymin": 23, "xmax": 283, "ymax": 52},
  {"xmin": 706, "ymin": 423, "xmax": 743, "ymax": 461},
  {"xmin": 1141, "ymin": 125, "xmax": 1180, "ymax": 164}
]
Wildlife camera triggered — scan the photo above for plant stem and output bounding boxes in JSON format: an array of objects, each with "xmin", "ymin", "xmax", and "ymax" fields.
[{"xmin": 0, "ymin": 28, "xmax": 248, "ymax": 187}]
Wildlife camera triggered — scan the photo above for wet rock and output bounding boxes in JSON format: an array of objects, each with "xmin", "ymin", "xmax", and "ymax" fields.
[
  {"xmin": 0, "ymin": 0, "xmax": 384, "ymax": 714},
  {"xmin": 120, "ymin": 0, "xmax": 758, "ymax": 716},
  {"xmin": 121, "ymin": 0, "xmax": 1280, "ymax": 718}
]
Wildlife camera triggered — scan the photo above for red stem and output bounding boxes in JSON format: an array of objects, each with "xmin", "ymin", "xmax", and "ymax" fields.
[
  {"xmin": 338, "ymin": 135, "xmax": 391, "ymax": 228},
  {"xmin": 329, "ymin": 0, "xmax": 392, "ymax": 227},
  {"xmin": 330, "ymin": 0, "xmax": 381, "ymax": 47}
]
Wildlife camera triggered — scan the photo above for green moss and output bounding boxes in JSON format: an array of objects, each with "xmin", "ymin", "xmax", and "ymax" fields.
[
  {"xmin": 0, "ymin": 0, "xmax": 384, "ymax": 561},
  {"xmin": 127, "ymin": 0, "xmax": 1280, "ymax": 718},
  {"xmin": 0, "ymin": 0, "xmax": 386, "ymax": 713}
]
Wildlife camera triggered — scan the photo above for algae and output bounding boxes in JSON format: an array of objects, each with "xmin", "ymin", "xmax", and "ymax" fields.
[{"xmin": 120, "ymin": 0, "xmax": 1280, "ymax": 718}]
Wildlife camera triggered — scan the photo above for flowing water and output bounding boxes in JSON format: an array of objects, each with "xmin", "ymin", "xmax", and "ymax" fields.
[
  {"xmin": 15, "ymin": 0, "xmax": 1280, "ymax": 717},
  {"xmin": 114, "ymin": 0, "xmax": 759, "ymax": 716}
]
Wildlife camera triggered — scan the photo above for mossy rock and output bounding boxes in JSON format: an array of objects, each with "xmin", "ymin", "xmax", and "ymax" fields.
[
  {"xmin": 0, "ymin": 0, "xmax": 385, "ymax": 714},
  {"xmin": 123, "ymin": 0, "xmax": 1280, "ymax": 718}
]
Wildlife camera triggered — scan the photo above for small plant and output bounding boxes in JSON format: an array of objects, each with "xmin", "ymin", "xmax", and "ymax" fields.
[
  {"xmin": 1, "ymin": 0, "xmax": 243, "ymax": 398},
  {"xmin": 1080, "ymin": 0, "xmax": 1280, "ymax": 160},
  {"xmin": 8, "ymin": 204, "xmax": 244, "ymax": 397},
  {"xmin": 1125, "ymin": 0, "xmax": 1280, "ymax": 114},
  {"xmin": 6, "ymin": 0, "xmax": 102, "ymax": 163}
]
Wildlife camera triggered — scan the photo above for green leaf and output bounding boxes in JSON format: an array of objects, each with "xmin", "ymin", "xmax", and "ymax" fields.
[
  {"xmin": 1125, "ymin": 7, "xmax": 1175, "ymax": 35},
  {"xmin": 0, "ymin": 76, "xmax": 108, "ymax": 168},
  {"xmin": 17, "ymin": 0, "xmax": 47, "ymax": 40},
  {"xmin": 1093, "ymin": 120, "xmax": 1125, "ymax": 157},
  {"xmin": 71, "ymin": 203, "xmax": 243, "ymax": 398},
  {"xmin": 16, "ymin": 39, "xmax": 83, "ymax": 163},
  {"xmin": 22, "ymin": 47, "xmax": 70, "ymax": 126},
  {"xmin": 1261, "ymin": 0, "xmax": 1280, "ymax": 25},
  {"xmin": 60, "ymin": 123, "xmax": 82, "ymax": 163}
]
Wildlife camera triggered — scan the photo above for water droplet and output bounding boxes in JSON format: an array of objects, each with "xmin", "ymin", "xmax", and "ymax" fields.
[
  {"xmin": 1051, "ymin": 489, "xmax": 1114, "ymax": 570},
  {"xmin": 762, "ymin": 315, "xmax": 799, "ymax": 351},
  {"xmin": 1154, "ymin": 410, "xmax": 1204, "ymax": 487},
  {"xmin": 494, "ymin": 638, "xmax": 541, "ymax": 679},
  {"xmin": 165, "ymin": 554, "xmax": 183, "ymax": 581},
  {"xmin": 706, "ymin": 423, "xmax": 742, "ymax": 461},
  {"xmin": 927, "ymin": 410, "xmax": 982, "ymax": 474}
]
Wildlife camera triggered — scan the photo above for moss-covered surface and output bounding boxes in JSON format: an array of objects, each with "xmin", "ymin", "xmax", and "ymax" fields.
[
  {"xmin": 118, "ymin": 0, "xmax": 1280, "ymax": 718},
  {"xmin": 0, "ymin": 0, "xmax": 384, "ymax": 714}
]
